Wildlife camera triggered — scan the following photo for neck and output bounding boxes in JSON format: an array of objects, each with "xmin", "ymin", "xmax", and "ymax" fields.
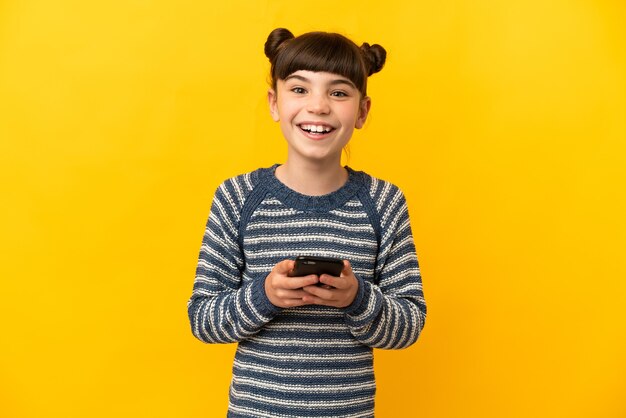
[{"xmin": 276, "ymin": 158, "xmax": 348, "ymax": 196}]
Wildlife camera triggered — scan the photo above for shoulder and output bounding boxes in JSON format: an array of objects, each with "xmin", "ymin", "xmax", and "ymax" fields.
[
  {"xmin": 210, "ymin": 166, "xmax": 275, "ymax": 217},
  {"xmin": 351, "ymin": 169, "xmax": 411, "ymax": 235},
  {"xmin": 214, "ymin": 166, "xmax": 273, "ymax": 202},
  {"xmin": 351, "ymin": 169, "xmax": 406, "ymax": 207}
]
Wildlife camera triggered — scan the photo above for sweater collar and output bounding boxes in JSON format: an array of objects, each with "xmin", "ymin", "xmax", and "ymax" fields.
[{"xmin": 261, "ymin": 164, "xmax": 366, "ymax": 212}]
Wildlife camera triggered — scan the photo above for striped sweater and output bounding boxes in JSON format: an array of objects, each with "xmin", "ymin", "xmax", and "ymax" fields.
[{"xmin": 188, "ymin": 165, "xmax": 426, "ymax": 418}]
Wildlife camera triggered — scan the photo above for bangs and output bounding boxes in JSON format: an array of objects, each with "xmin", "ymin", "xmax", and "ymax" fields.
[{"xmin": 272, "ymin": 33, "xmax": 368, "ymax": 95}]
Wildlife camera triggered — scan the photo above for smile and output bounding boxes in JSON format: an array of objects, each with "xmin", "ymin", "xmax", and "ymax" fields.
[{"xmin": 298, "ymin": 124, "xmax": 335, "ymax": 135}]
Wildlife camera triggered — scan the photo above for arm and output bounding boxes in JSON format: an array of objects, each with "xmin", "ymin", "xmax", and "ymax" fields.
[
  {"xmin": 187, "ymin": 180, "xmax": 281, "ymax": 344},
  {"xmin": 344, "ymin": 187, "xmax": 427, "ymax": 349}
]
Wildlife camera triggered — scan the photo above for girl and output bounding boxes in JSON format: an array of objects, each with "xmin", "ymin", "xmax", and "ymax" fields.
[{"xmin": 188, "ymin": 28, "xmax": 427, "ymax": 418}]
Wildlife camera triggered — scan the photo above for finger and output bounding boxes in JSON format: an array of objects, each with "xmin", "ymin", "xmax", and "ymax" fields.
[
  {"xmin": 274, "ymin": 259, "xmax": 296, "ymax": 274},
  {"xmin": 302, "ymin": 293, "xmax": 339, "ymax": 307},
  {"xmin": 285, "ymin": 274, "xmax": 319, "ymax": 289},
  {"xmin": 340, "ymin": 259, "xmax": 353, "ymax": 276},
  {"xmin": 318, "ymin": 274, "xmax": 342, "ymax": 289},
  {"xmin": 274, "ymin": 287, "xmax": 314, "ymax": 299},
  {"xmin": 303, "ymin": 284, "xmax": 335, "ymax": 300},
  {"xmin": 322, "ymin": 271, "xmax": 357, "ymax": 290},
  {"xmin": 280, "ymin": 297, "xmax": 313, "ymax": 308},
  {"xmin": 301, "ymin": 293, "xmax": 325, "ymax": 306}
]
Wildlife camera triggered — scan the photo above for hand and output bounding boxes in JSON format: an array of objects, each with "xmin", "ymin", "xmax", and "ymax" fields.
[
  {"xmin": 302, "ymin": 260, "xmax": 359, "ymax": 308},
  {"xmin": 265, "ymin": 259, "xmax": 320, "ymax": 308}
]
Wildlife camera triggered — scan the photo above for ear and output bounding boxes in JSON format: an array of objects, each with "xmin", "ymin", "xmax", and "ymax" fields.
[
  {"xmin": 355, "ymin": 96, "xmax": 371, "ymax": 129},
  {"xmin": 268, "ymin": 89, "xmax": 279, "ymax": 122}
]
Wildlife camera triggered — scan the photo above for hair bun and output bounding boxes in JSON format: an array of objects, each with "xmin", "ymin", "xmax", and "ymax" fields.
[
  {"xmin": 360, "ymin": 43, "xmax": 387, "ymax": 76},
  {"xmin": 265, "ymin": 28, "xmax": 295, "ymax": 61}
]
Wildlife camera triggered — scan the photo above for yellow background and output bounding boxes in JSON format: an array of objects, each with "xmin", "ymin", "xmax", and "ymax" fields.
[{"xmin": 1, "ymin": 1, "xmax": 625, "ymax": 417}]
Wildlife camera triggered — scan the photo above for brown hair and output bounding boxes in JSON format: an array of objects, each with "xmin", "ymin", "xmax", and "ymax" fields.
[{"xmin": 264, "ymin": 28, "xmax": 386, "ymax": 97}]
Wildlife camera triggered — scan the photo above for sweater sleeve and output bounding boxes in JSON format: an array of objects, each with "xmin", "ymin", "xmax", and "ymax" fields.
[
  {"xmin": 344, "ymin": 183, "xmax": 427, "ymax": 349},
  {"xmin": 187, "ymin": 177, "xmax": 281, "ymax": 344}
]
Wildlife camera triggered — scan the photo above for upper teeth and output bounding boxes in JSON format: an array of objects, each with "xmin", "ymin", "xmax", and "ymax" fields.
[{"xmin": 301, "ymin": 124, "xmax": 332, "ymax": 133}]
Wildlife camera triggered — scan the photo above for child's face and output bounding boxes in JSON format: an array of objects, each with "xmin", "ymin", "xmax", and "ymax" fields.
[{"xmin": 268, "ymin": 70, "xmax": 370, "ymax": 164}]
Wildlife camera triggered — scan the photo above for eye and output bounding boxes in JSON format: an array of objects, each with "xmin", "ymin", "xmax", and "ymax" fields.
[
  {"xmin": 331, "ymin": 90, "xmax": 349, "ymax": 97},
  {"xmin": 291, "ymin": 87, "xmax": 307, "ymax": 94}
]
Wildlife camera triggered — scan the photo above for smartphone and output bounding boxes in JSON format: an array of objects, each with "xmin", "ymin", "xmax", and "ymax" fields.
[{"xmin": 288, "ymin": 256, "xmax": 344, "ymax": 277}]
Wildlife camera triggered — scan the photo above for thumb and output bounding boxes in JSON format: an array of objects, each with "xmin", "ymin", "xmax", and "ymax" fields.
[
  {"xmin": 341, "ymin": 259, "xmax": 353, "ymax": 276},
  {"xmin": 274, "ymin": 259, "xmax": 296, "ymax": 275}
]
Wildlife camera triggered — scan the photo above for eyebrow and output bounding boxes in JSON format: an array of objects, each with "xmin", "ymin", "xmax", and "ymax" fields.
[{"xmin": 284, "ymin": 74, "xmax": 357, "ymax": 89}]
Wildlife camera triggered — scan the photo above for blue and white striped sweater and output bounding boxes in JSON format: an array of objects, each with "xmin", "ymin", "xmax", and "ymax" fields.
[{"xmin": 188, "ymin": 165, "xmax": 426, "ymax": 417}]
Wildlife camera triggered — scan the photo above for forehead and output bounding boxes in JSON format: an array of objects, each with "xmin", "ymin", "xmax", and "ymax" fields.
[{"xmin": 282, "ymin": 70, "xmax": 357, "ymax": 88}]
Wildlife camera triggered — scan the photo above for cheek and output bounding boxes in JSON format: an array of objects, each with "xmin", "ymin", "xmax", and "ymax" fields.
[
  {"xmin": 277, "ymin": 101, "xmax": 300, "ymax": 121},
  {"xmin": 342, "ymin": 104, "xmax": 362, "ymax": 126}
]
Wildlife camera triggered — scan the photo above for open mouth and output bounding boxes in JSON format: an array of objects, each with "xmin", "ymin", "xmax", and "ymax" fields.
[{"xmin": 298, "ymin": 124, "xmax": 335, "ymax": 135}]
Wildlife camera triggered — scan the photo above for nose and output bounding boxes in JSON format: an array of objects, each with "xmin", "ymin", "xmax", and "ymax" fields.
[{"xmin": 306, "ymin": 92, "xmax": 330, "ymax": 115}]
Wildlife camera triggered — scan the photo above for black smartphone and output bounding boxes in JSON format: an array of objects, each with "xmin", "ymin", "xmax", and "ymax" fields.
[{"xmin": 288, "ymin": 256, "xmax": 344, "ymax": 277}]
